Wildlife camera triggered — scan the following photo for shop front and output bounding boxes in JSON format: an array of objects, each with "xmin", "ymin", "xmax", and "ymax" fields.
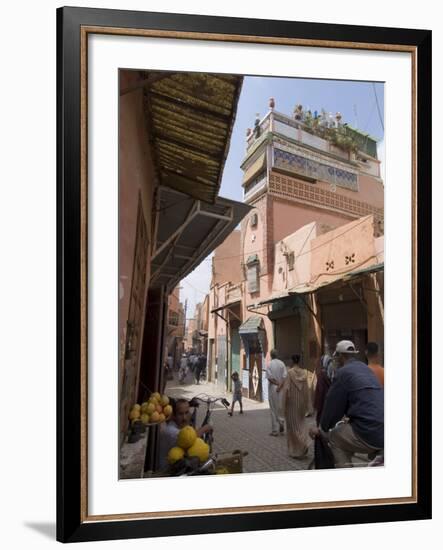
[
  {"xmin": 314, "ymin": 267, "xmax": 384, "ymax": 363},
  {"xmin": 211, "ymin": 300, "xmax": 242, "ymax": 392},
  {"xmin": 239, "ymin": 316, "xmax": 267, "ymax": 402},
  {"xmin": 268, "ymin": 295, "xmax": 304, "ymax": 366}
]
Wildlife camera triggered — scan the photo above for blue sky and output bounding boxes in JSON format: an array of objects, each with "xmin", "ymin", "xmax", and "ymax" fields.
[{"xmin": 181, "ymin": 76, "xmax": 385, "ymax": 318}]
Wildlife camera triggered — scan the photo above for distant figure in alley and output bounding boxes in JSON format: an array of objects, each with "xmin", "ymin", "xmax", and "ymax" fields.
[
  {"xmin": 228, "ymin": 371, "xmax": 243, "ymax": 416},
  {"xmin": 266, "ymin": 349, "xmax": 287, "ymax": 436}
]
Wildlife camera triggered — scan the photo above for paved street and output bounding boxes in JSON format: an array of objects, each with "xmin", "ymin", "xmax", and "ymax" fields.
[{"xmin": 165, "ymin": 374, "xmax": 316, "ymax": 473}]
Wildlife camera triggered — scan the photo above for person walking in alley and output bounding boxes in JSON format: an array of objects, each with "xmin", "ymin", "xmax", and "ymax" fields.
[
  {"xmin": 228, "ymin": 371, "xmax": 243, "ymax": 416},
  {"xmin": 266, "ymin": 349, "xmax": 287, "ymax": 436},
  {"xmin": 366, "ymin": 342, "xmax": 384, "ymax": 387},
  {"xmin": 178, "ymin": 354, "xmax": 188, "ymax": 384},
  {"xmin": 309, "ymin": 340, "xmax": 384, "ymax": 468},
  {"xmin": 166, "ymin": 353, "xmax": 174, "ymax": 380},
  {"xmin": 195, "ymin": 353, "xmax": 206, "ymax": 385},
  {"xmin": 188, "ymin": 352, "xmax": 196, "ymax": 372},
  {"xmin": 282, "ymin": 354, "xmax": 310, "ymax": 458}
]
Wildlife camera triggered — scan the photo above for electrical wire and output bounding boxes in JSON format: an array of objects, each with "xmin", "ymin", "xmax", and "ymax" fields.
[
  {"xmin": 198, "ymin": 247, "xmax": 384, "ymax": 313},
  {"xmin": 179, "ymin": 218, "xmax": 383, "ymax": 309},
  {"xmin": 296, "ymin": 222, "xmax": 318, "ymax": 260},
  {"xmin": 306, "ymin": 252, "xmax": 383, "ymax": 286},
  {"xmin": 183, "ymin": 230, "xmax": 383, "ymax": 306},
  {"xmin": 372, "ymin": 82, "xmax": 384, "ymax": 133},
  {"xmin": 208, "ymin": 215, "xmax": 374, "ymax": 264},
  {"xmin": 362, "ymin": 100, "xmax": 376, "ymax": 134},
  {"xmin": 181, "ymin": 278, "xmax": 210, "ymax": 295}
]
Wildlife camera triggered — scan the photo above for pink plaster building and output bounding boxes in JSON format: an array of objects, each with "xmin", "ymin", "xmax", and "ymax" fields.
[
  {"xmin": 185, "ymin": 318, "xmax": 197, "ymax": 352},
  {"xmin": 208, "ymin": 101, "xmax": 384, "ymax": 401},
  {"xmin": 190, "ymin": 297, "xmax": 209, "ymax": 354},
  {"xmin": 270, "ymin": 215, "xmax": 383, "ymax": 360},
  {"xmin": 165, "ymin": 286, "xmax": 185, "ymax": 367},
  {"xmin": 118, "ymin": 69, "xmax": 250, "ymax": 453},
  {"xmin": 207, "ymin": 230, "xmax": 244, "ymax": 390}
]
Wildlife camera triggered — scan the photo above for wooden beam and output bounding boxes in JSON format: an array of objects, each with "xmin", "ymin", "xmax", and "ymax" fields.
[
  {"xmin": 153, "ymin": 131, "xmax": 222, "ymax": 159},
  {"xmin": 149, "ymin": 90, "xmax": 231, "ymax": 122}
]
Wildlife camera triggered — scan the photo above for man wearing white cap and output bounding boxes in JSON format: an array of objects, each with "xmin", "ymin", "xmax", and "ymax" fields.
[{"xmin": 310, "ymin": 340, "xmax": 384, "ymax": 468}]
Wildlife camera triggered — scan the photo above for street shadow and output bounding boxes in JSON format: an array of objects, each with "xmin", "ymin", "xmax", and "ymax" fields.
[
  {"xmin": 23, "ymin": 522, "xmax": 56, "ymax": 540},
  {"xmin": 206, "ymin": 407, "xmax": 316, "ymax": 475},
  {"xmin": 153, "ymin": 375, "xmax": 316, "ymax": 476}
]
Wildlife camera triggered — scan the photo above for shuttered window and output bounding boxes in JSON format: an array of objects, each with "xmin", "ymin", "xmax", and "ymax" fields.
[{"xmin": 247, "ymin": 262, "xmax": 260, "ymax": 293}]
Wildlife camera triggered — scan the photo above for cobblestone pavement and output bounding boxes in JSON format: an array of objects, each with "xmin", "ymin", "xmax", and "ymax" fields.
[{"xmin": 165, "ymin": 374, "xmax": 316, "ymax": 473}]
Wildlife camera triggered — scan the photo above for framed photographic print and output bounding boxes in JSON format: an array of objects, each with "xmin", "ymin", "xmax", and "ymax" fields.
[{"xmin": 57, "ymin": 6, "xmax": 432, "ymax": 543}]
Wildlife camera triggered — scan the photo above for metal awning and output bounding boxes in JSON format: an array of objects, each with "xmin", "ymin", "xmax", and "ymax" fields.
[
  {"xmin": 239, "ymin": 316, "xmax": 266, "ymax": 353},
  {"xmin": 246, "ymin": 254, "xmax": 259, "ymax": 265},
  {"xmin": 150, "ymin": 186, "xmax": 251, "ymax": 291},
  {"xmin": 289, "ymin": 262, "xmax": 384, "ymax": 295},
  {"xmin": 211, "ymin": 300, "xmax": 241, "ymax": 314},
  {"xmin": 211, "ymin": 301, "xmax": 242, "ymax": 322},
  {"xmin": 254, "ymin": 262, "xmax": 384, "ymax": 308},
  {"xmin": 239, "ymin": 316, "xmax": 264, "ymax": 334},
  {"xmin": 256, "ymin": 291, "xmax": 290, "ymax": 307},
  {"xmin": 140, "ymin": 71, "xmax": 243, "ymax": 203}
]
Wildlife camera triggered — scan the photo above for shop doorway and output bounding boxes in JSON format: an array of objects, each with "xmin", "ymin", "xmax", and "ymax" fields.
[{"xmin": 273, "ymin": 314, "xmax": 302, "ymax": 366}]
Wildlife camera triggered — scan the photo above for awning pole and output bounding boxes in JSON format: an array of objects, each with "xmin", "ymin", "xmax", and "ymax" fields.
[
  {"xmin": 246, "ymin": 304, "xmax": 270, "ymax": 317},
  {"xmin": 226, "ymin": 307, "xmax": 242, "ymax": 322},
  {"xmin": 151, "ymin": 201, "xmax": 199, "ymax": 261},
  {"xmin": 198, "ymin": 207, "xmax": 234, "ymax": 222},
  {"xmin": 300, "ymin": 294, "xmax": 324, "ymax": 331},
  {"xmin": 214, "ymin": 310, "xmax": 228, "ymax": 323},
  {"xmin": 348, "ymin": 282, "xmax": 373, "ymax": 317}
]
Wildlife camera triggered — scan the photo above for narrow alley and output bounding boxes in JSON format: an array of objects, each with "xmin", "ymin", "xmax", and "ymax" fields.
[{"xmin": 165, "ymin": 375, "xmax": 315, "ymax": 473}]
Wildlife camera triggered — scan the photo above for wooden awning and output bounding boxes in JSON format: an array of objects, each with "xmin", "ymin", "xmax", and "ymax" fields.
[{"xmin": 140, "ymin": 71, "xmax": 243, "ymax": 203}]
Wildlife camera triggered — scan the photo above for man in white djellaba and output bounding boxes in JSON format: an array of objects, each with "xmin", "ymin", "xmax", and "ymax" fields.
[{"xmin": 266, "ymin": 349, "xmax": 288, "ymax": 436}]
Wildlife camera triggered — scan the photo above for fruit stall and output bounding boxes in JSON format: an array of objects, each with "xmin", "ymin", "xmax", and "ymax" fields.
[
  {"xmin": 119, "ymin": 392, "xmax": 172, "ymax": 479},
  {"xmin": 120, "ymin": 391, "xmax": 248, "ymax": 478}
]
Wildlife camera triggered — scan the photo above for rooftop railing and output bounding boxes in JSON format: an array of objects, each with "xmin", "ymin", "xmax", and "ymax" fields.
[{"xmin": 245, "ymin": 109, "xmax": 378, "ymax": 159}]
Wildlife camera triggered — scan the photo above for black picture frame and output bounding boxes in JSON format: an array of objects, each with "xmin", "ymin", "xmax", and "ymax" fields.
[{"xmin": 57, "ymin": 6, "xmax": 432, "ymax": 543}]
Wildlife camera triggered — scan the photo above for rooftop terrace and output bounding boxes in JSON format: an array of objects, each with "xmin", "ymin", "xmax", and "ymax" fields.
[{"xmin": 245, "ymin": 99, "xmax": 378, "ymax": 160}]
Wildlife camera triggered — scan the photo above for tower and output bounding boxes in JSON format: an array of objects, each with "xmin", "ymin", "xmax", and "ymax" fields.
[{"xmin": 240, "ymin": 99, "xmax": 384, "ymax": 295}]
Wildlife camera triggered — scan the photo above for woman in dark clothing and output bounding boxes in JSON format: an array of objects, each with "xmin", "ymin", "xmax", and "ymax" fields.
[{"xmin": 313, "ymin": 353, "xmax": 334, "ymax": 426}]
